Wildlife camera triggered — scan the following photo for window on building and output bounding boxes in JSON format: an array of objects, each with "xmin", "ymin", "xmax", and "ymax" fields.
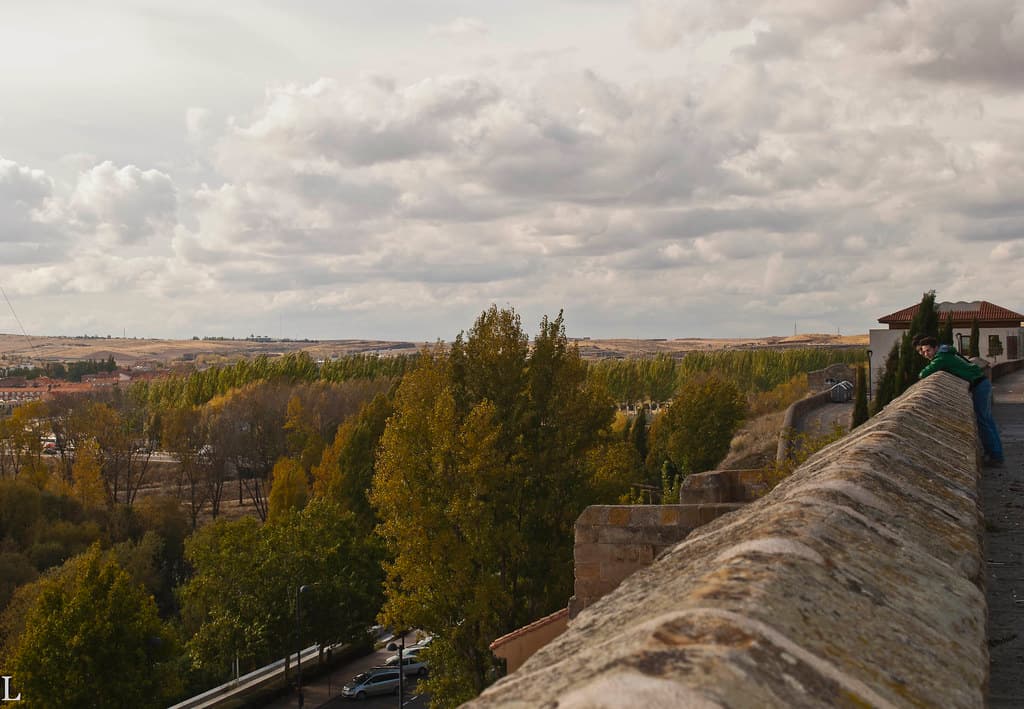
[{"xmin": 988, "ymin": 334, "xmax": 1003, "ymax": 357}]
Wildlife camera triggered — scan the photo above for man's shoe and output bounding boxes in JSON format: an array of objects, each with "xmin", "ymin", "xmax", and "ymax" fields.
[{"xmin": 983, "ymin": 456, "xmax": 1006, "ymax": 468}]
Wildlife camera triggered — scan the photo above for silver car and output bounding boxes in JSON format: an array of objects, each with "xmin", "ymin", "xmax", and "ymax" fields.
[
  {"xmin": 383, "ymin": 653, "xmax": 428, "ymax": 677},
  {"xmin": 341, "ymin": 668, "xmax": 402, "ymax": 700}
]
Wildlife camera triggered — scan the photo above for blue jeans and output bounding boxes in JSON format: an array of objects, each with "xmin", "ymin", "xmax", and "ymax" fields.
[{"xmin": 972, "ymin": 378, "xmax": 1004, "ymax": 461}]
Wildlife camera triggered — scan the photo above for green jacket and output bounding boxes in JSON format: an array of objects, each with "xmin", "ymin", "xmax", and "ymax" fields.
[{"xmin": 919, "ymin": 345, "xmax": 984, "ymax": 384}]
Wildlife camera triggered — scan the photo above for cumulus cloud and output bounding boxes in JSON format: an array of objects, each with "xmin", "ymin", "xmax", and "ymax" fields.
[
  {"xmin": 0, "ymin": 155, "xmax": 67, "ymax": 263},
  {"xmin": 66, "ymin": 162, "xmax": 178, "ymax": 245}
]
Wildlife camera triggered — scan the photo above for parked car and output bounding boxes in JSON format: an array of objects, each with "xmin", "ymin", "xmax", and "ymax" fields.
[
  {"xmin": 341, "ymin": 668, "xmax": 402, "ymax": 700},
  {"xmin": 383, "ymin": 653, "xmax": 428, "ymax": 677}
]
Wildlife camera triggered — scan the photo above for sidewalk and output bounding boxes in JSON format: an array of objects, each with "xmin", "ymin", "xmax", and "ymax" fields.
[{"xmin": 985, "ymin": 368, "xmax": 1024, "ymax": 707}]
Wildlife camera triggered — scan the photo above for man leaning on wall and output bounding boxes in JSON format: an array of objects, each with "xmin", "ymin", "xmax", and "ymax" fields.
[{"xmin": 915, "ymin": 335, "xmax": 1004, "ymax": 467}]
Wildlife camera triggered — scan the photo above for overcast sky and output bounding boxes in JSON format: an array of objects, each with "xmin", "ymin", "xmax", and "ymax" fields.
[{"xmin": 1, "ymin": 0, "xmax": 1023, "ymax": 341}]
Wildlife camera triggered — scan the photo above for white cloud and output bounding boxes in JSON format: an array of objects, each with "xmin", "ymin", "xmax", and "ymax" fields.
[
  {"xmin": 66, "ymin": 162, "xmax": 178, "ymax": 245},
  {"xmin": 428, "ymin": 17, "xmax": 490, "ymax": 39},
  {"xmin": 185, "ymin": 107, "xmax": 211, "ymax": 141}
]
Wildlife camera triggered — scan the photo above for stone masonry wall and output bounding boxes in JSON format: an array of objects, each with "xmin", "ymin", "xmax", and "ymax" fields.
[
  {"xmin": 468, "ymin": 372, "xmax": 987, "ymax": 708},
  {"xmin": 569, "ymin": 469, "xmax": 762, "ymax": 618}
]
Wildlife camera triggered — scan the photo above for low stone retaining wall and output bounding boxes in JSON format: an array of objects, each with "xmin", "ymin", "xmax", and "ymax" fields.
[
  {"xmin": 468, "ymin": 372, "xmax": 987, "ymax": 708},
  {"xmin": 776, "ymin": 389, "xmax": 834, "ymax": 462},
  {"xmin": 992, "ymin": 358, "xmax": 1024, "ymax": 380}
]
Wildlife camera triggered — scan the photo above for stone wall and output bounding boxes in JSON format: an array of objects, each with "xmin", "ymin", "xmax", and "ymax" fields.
[
  {"xmin": 468, "ymin": 372, "xmax": 988, "ymax": 708},
  {"xmin": 776, "ymin": 389, "xmax": 834, "ymax": 462},
  {"xmin": 568, "ymin": 469, "xmax": 762, "ymax": 618}
]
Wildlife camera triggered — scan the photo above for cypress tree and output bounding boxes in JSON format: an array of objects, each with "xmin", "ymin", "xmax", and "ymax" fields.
[
  {"xmin": 852, "ymin": 365, "xmax": 869, "ymax": 428},
  {"xmin": 969, "ymin": 317, "xmax": 981, "ymax": 357},
  {"xmin": 896, "ymin": 291, "xmax": 938, "ymax": 398},
  {"xmin": 939, "ymin": 312, "xmax": 954, "ymax": 346},
  {"xmin": 871, "ymin": 341, "xmax": 901, "ymax": 415}
]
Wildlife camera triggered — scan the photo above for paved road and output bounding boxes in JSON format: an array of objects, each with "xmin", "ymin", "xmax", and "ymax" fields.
[
  {"xmin": 261, "ymin": 632, "xmax": 429, "ymax": 709},
  {"xmin": 985, "ymin": 368, "xmax": 1024, "ymax": 707}
]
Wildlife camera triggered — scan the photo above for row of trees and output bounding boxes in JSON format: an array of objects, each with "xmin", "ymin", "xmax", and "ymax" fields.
[
  {"xmin": 143, "ymin": 352, "xmax": 412, "ymax": 410},
  {"xmin": 1, "ymin": 356, "xmax": 118, "ymax": 382},
  {"xmin": 588, "ymin": 347, "xmax": 865, "ymax": 404}
]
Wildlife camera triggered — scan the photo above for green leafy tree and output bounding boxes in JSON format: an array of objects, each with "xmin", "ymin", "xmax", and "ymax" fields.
[
  {"xmin": 647, "ymin": 373, "xmax": 745, "ymax": 476},
  {"xmin": 178, "ymin": 499, "xmax": 381, "ymax": 688},
  {"xmin": 5, "ymin": 544, "xmax": 179, "ymax": 708},
  {"xmin": 852, "ymin": 365, "xmax": 869, "ymax": 428},
  {"xmin": 311, "ymin": 393, "xmax": 393, "ymax": 534},
  {"xmin": 371, "ymin": 307, "xmax": 614, "ymax": 705}
]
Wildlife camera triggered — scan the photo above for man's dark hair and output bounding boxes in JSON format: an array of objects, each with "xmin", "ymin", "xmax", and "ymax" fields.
[{"xmin": 917, "ymin": 336, "xmax": 938, "ymax": 348}]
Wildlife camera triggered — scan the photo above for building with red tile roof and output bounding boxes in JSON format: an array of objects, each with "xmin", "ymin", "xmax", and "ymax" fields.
[{"xmin": 869, "ymin": 300, "xmax": 1024, "ymax": 395}]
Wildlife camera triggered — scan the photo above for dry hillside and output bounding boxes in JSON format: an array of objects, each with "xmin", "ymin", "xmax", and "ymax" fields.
[{"xmin": 0, "ymin": 332, "xmax": 868, "ymax": 367}]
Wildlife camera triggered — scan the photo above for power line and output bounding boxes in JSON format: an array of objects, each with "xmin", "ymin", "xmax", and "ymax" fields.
[{"xmin": 0, "ymin": 284, "xmax": 40, "ymax": 364}]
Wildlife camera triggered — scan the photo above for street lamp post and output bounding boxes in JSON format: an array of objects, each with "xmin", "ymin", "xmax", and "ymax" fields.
[
  {"xmin": 866, "ymin": 350, "xmax": 873, "ymax": 401},
  {"xmin": 387, "ymin": 633, "xmax": 406, "ymax": 707}
]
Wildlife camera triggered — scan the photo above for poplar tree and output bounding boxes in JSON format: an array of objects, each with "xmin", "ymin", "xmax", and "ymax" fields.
[
  {"xmin": 371, "ymin": 307, "xmax": 614, "ymax": 705},
  {"xmin": 939, "ymin": 312, "xmax": 954, "ymax": 346}
]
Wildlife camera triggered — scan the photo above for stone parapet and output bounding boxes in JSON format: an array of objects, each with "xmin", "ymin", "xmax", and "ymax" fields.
[
  {"xmin": 569, "ymin": 504, "xmax": 695, "ymax": 619},
  {"xmin": 680, "ymin": 468, "xmax": 765, "ymax": 504},
  {"xmin": 469, "ymin": 372, "xmax": 987, "ymax": 708},
  {"xmin": 776, "ymin": 389, "xmax": 834, "ymax": 462}
]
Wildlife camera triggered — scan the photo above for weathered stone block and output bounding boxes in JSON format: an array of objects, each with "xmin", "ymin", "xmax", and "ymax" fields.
[
  {"xmin": 658, "ymin": 506, "xmax": 682, "ymax": 526},
  {"xmin": 576, "ymin": 506, "xmax": 610, "ymax": 526},
  {"xmin": 609, "ymin": 545, "xmax": 640, "ymax": 563},
  {"xmin": 678, "ymin": 504, "xmax": 701, "ymax": 530},
  {"xmin": 607, "ymin": 507, "xmax": 632, "ymax": 526},
  {"xmin": 599, "ymin": 561, "xmax": 645, "ymax": 584},
  {"xmin": 573, "ymin": 543, "xmax": 610, "ymax": 564},
  {"xmin": 627, "ymin": 506, "xmax": 661, "ymax": 527},
  {"xmin": 574, "ymin": 524, "xmax": 598, "ymax": 544},
  {"xmin": 680, "ymin": 470, "xmax": 728, "ymax": 504},
  {"xmin": 595, "ymin": 525, "xmax": 646, "ymax": 544}
]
